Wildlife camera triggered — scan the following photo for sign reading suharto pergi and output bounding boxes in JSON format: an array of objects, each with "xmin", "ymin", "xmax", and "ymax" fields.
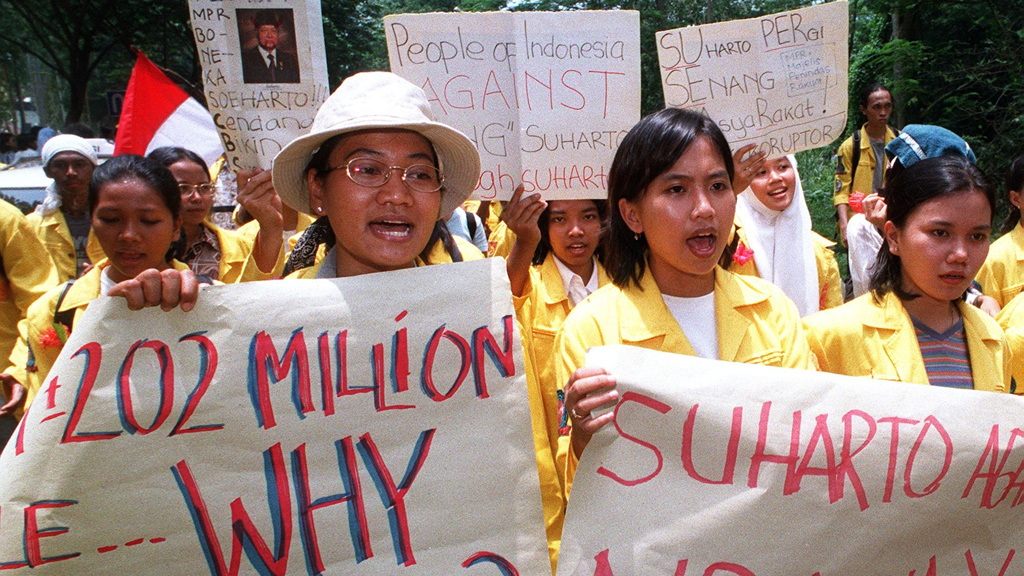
[
  {"xmin": 657, "ymin": 2, "xmax": 848, "ymax": 157},
  {"xmin": 385, "ymin": 10, "xmax": 641, "ymax": 201},
  {"xmin": 0, "ymin": 259, "xmax": 549, "ymax": 575}
]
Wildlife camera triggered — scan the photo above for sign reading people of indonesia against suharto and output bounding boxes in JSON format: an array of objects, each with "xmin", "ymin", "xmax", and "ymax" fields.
[
  {"xmin": 0, "ymin": 259, "xmax": 549, "ymax": 575},
  {"xmin": 657, "ymin": 2, "xmax": 848, "ymax": 157},
  {"xmin": 386, "ymin": 10, "xmax": 641, "ymax": 201},
  {"xmin": 557, "ymin": 346, "xmax": 1024, "ymax": 575},
  {"xmin": 188, "ymin": 0, "xmax": 330, "ymax": 171}
]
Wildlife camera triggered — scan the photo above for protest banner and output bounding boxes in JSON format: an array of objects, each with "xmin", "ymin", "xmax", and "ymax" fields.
[
  {"xmin": 657, "ymin": 2, "xmax": 848, "ymax": 157},
  {"xmin": 385, "ymin": 11, "xmax": 641, "ymax": 201},
  {"xmin": 188, "ymin": 0, "xmax": 330, "ymax": 171},
  {"xmin": 558, "ymin": 345, "xmax": 1024, "ymax": 575},
  {"xmin": 0, "ymin": 259, "xmax": 549, "ymax": 575}
]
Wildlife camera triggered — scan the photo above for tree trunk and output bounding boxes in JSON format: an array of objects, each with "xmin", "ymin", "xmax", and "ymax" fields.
[{"xmin": 890, "ymin": 6, "xmax": 916, "ymax": 128}]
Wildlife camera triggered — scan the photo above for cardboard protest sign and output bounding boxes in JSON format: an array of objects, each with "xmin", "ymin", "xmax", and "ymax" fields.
[
  {"xmin": 188, "ymin": 0, "xmax": 330, "ymax": 171},
  {"xmin": 0, "ymin": 259, "xmax": 549, "ymax": 575},
  {"xmin": 385, "ymin": 11, "xmax": 641, "ymax": 201},
  {"xmin": 559, "ymin": 346, "xmax": 1024, "ymax": 575},
  {"xmin": 657, "ymin": 2, "xmax": 848, "ymax": 157}
]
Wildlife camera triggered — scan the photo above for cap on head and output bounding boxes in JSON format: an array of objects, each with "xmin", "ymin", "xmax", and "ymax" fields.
[
  {"xmin": 41, "ymin": 134, "xmax": 98, "ymax": 168},
  {"xmin": 885, "ymin": 124, "xmax": 976, "ymax": 169},
  {"xmin": 272, "ymin": 71, "xmax": 481, "ymax": 219}
]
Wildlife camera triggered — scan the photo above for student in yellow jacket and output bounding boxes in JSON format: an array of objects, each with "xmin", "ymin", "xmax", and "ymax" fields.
[
  {"xmin": 804, "ymin": 155, "xmax": 1010, "ymax": 392},
  {"xmin": 975, "ymin": 156, "xmax": 1024, "ymax": 307},
  {"xmin": 149, "ymin": 147, "xmax": 282, "ymax": 283},
  {"xmin": 4, "ymin": 155, "xmax": 190, "ymax": 414},
  {"xmin": 729, "ymin": 155, "xmax": 842, "ymax": 314},
  {"xmin": 502, "ymin": 186, "xmax": 610, "ymax": 487},
  {"xmin": 117, "ymin": 72, "xmax": 563, "ymax": 573},
  {"xmin": 833, "ymin": 83, "xmax": 898, "ymax": 244},
  {"xmin": 29, "ymin": 134, "xmax": 105, "ymax": 280},
  {"xmin": 995, "ymin": 291, "xmax": 1024, "ymax": 391},
  {"xmin": 555, "ymin": 108, "xmax": 815, "ymax": 499}
]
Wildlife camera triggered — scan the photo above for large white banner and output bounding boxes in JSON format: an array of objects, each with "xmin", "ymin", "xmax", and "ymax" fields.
[
  {"xmin": 385, "ymin": 10, "xmax": 641, "ymax": 201},
  {"xmin": 0, "ymin": 259, "xmax": 549, "ymax": 575},
  {"xmin": 657, "ymin": 2, "xmax": 848, "ymax": 157},
  {"xmin": 559, "ymin": 346, "xmax": 1024, "ymax": 575},
  {"xmin": 188, "ymin": 0, "xmax": 330, "ymax": 171}
]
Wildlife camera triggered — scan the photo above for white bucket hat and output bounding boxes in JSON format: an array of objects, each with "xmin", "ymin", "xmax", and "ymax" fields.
[{"xmin": 272, "ymin": 71, "xmax": 481, "ymax": 218}]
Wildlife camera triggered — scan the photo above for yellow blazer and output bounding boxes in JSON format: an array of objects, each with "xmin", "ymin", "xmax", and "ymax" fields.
[
  {"xmin": 728, "ymin": 224, "xmax": 843, "ymax": 311},
  {"xmin": 13, "ymin": 259, "xmax": 192, "ymax": 411},
  {"xmin": 284, "ymin": 236, "xmax": 482, "ymax": 280},
  {"xmin": 194, "ymin": 221, "xmax": 277, "ymax": 283},
  {"xmin": 26, "ymin": 209, "xmax": 103, "ymax": 282},
  {"xmin": 514, "ymin": 255, "xmax": 609, "ymax": 462},
  {"xmin": 803, "ymin": 290, "xmax": 1010, "ymax": 392},
  {"xmin": 554, "ymin": 266, "xmax": 815, "ymax": 497},
  {"xmin": 995, "ymin": 292, "xmax": 1024, "ymax": 393},
  {"xmin": 0, "ymin": 201, "xmax": 59, "ymax": 365},
  {"xmin": 976, "ymin": 223, "xmax": 1024, "ymax": 307}
]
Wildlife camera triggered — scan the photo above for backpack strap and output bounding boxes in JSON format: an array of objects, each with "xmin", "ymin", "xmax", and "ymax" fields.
[{"xmin": 849, "ymin": 129, "xmax": 862, "ymax": 193}]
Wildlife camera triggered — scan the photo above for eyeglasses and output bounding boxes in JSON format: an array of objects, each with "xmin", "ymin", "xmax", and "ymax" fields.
[
  {"xmin": 178, "ymin": 183, "xmax": 216, "ymax": 197},
  {"xmin": 324, "ymin": 157, "xmax": 443, "ymax": 193}
]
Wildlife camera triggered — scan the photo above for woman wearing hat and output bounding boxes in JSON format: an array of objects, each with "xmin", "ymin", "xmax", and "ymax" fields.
[{"xmin": 110, "ymin": 71, "xmax": 565, "ymax": 573}]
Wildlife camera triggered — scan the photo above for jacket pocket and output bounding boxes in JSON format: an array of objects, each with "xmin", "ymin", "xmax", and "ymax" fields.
[{"xmin": 745, "ymin": 349, "xmax": 784, "ymax": 367}]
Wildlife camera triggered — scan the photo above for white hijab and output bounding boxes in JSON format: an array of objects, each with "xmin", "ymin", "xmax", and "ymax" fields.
[{"xmin": 735, "ymin": 155, "xmax": 819, "ymax": 316}]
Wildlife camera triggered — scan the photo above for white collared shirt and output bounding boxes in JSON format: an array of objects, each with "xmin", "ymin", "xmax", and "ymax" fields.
[
  {"xmin": 258, "ymin": 46, "xmax": 277, "ymax": 68},
  {"xmin": 553, "ymin": 256, "xmax": 598, "ymax": 307}
]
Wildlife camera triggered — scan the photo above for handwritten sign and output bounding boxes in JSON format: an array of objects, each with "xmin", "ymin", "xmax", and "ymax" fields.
[
  {"xmin": 558, "ymin": 346, "xmax": 1024, "ymax": 575},
  {"xmin": 188, "ymin": 0, "xmax": 330, "ymax": 171},
  {"xmin": 657, "ymin": 3, "xmax": 848, "ymax": 157},
  {"xmin": 0, "ymin": 259, "xmax": 549, "ymax": 574},
  {"xmin": 385, "ymin": 11, "xmax": 641, "ymax": 201}
]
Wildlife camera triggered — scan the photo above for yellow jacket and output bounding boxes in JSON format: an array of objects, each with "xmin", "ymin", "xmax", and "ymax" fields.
[
  {"xmin": 14, "ymin": 259, "xmax": 192, "ymax": 411},
  {"xmin": 195, "ymin": 221, "xmax": 278, "ymax": 283},
  {"xmin": 803, "ymin": 290, "xmax": 1010, "ymax": 392},
  {"xmin": 976, "ymin": 223, "xmax": 1024, "ymax": 307},
  {"xmin": 995, "ymin": 291, "xmax": 1024, "ymax": 393},
  {"xmin": 728, "ymin": 226, "xmax": 843, "ymax": 311},
  {"xmin": 0, "ymin": 201, "xmax": 59, "ymax": 365},
  {"xmin": 487, "ymin": 220, "xmax": 516, "ymax": 259},
  {"xmin": 833, "ymin": 124, "xmax": 898, "ymax": 206},
  {"xmin": 236, "ymin": 212, "xmax": 317, "ymax": 277},
  {"xmin": 26, "ymin": 209, "xmax": 103, "ymax": 282},
  {"xmin": 554, "ymin": 266, "xmax": 815, "ymax": 497},
  {"xmin": 517, "ymin": 311, "xmax": 565, "ymax": 575},
  {"xmin": 514, "ymin": 255, "xmax": 609, "ymax": 465}
]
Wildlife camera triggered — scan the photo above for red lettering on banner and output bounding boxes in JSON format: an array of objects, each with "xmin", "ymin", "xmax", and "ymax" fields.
[
  {"xmin": 836, "ymin": 410, "xmax": 876, "ymax": 510},
  {"xmin": 878, "ymin": 417, "xmax": 919, "ymax": 502},
  {"xmin": 681, "ymin": 404, "xmax": 742, "ymax": 485},
  {"xmin": 597, "ymin": 392, "xmax": 670, "ymax": 486},
  {"xmin": 904, "ymin": 415, "xmax": 952, "ymax": 498},
  {"xmin": 747, "ymin": 402, "xmax": 799, "ymax": 489},
  {"xmin": 791, "ymin": 414, "xmax": 838, "ymax": 495}
]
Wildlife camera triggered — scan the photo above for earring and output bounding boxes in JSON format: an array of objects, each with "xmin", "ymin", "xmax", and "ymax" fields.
[{"xmin": 634, "ymin": 232, "xmax": 641, "ymax": 241}]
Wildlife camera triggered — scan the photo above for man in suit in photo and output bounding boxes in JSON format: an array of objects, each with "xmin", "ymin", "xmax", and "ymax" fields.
[{"xmin": 241, "ymin": 10, "xmax": 300, "ymax": 84}]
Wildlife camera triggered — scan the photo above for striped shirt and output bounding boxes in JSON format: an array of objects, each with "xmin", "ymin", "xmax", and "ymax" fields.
[{"xmin": 911, "ymin": 316, "xmax": 973, "ymax": 389}]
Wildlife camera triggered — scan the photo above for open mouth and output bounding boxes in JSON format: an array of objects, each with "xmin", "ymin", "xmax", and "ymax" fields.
[
  {"xmin": 939, "ymin": 272, "xmax": 967, "ymax": 285},
  {"xmin": 566, "ymin": 243, "xmax": 589, "ymax": 256},
  {"xmin": 686, "ymin": 232, "xmax": 717, "ymax": 257},
  {"xmin": 369, "ymin": 220, "xmax": 413, "ymax": 239}
]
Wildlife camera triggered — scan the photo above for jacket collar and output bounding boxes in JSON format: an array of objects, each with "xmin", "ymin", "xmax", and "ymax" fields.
[
  {"xmin": 538, "ymin": 255, "xmax": 609, "ymax": 306},
  {"xmin": 862, "ymin": 291, "xmax": 1004, "ymax": 386},
  {"xmin": 1009, "ymin": 223, "xmax": 1024, "ymax": 263},
  {"xmin": 617, "ymin": 266, "xmax": 771, "ymax": 361}
]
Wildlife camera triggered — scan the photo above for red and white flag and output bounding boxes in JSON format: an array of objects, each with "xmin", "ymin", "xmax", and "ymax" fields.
[{"xmin": 114, "ymin": 51, "xmax": 224, "ymax": 167}]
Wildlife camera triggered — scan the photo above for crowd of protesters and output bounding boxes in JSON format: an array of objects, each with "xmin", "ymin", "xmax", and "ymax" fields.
[{"xmin": 0, "ymin": 71, "xmax": 1020, "ymax": 573}]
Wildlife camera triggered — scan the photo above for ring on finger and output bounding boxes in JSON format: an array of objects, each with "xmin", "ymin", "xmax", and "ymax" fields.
[{"xmin": 570, "ymin": 407, "xmax": 583, "ymax": 421}]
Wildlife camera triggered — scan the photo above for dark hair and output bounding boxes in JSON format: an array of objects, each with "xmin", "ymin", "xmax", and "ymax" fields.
[
  {"xmin": 1000, "ymin": 156, "xmax": 1024, "ymax": 234},
  {"xmin": 62, "ymin": 122, "xmax": 95, "ymax": 139},
  {"xmin": 869, "ymin": 155, "xmax": 994, "ymax": 300},
  {"xmin": 147, "ymin": 146, "xmax": 211, "ymax": 177},
  {"xmin": 604, "ymin": 107, "xmax": 735, "ymax": 288},
  {"xmin": 859, "ymin": 82, "xmax": 891, "ymax": 109},
  {"xmin": 531, "ymin": 199, "xmax": 608, "ymax": 266},
  {"xmin": 89, "ymin": 154, "xmax": 182, "ymax": 222},
  {"xmin": 295, "ymin": 131, "xmax": 460, "ymax": 268}
]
